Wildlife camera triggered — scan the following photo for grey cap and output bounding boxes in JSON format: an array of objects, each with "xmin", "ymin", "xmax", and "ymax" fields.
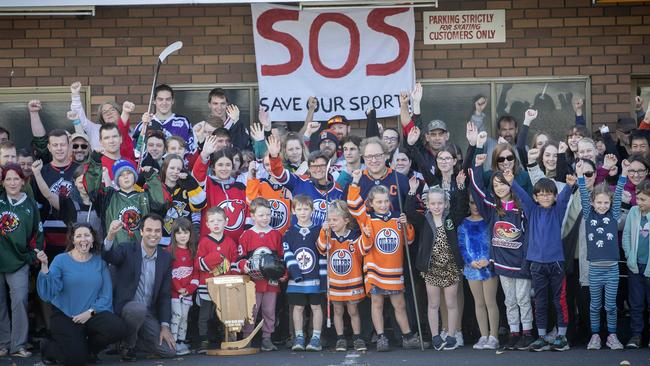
[{"xmin": 424, "ymin": 119, "xmax": 447, "ymax": 133}]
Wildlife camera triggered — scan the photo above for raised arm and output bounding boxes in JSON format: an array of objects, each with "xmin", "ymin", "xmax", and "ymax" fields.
[{"xmin": 31, "ymin": 160, "xmax": 60, "ymax": 210}]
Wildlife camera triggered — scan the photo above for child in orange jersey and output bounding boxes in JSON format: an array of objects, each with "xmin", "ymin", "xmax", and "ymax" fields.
[
  {"xmin": 347, "ymin": 170, "xmax": 420, "ymax": 352},
  {"xmin": 317, "ymin": 200, "xmax": 369, "ymax": 352},
  {"xmin": 246, "ymin": 156, "xmax": 292, "ymax": 234}
]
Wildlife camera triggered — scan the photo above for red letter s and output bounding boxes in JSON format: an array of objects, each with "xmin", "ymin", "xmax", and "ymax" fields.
[
  {"xmin": 257, "ymin": 9, "xmax": 303, "ymax": 76},
  {"xmin": 366, "ymin": 8, "xmax": 410, "ymax": 76}
]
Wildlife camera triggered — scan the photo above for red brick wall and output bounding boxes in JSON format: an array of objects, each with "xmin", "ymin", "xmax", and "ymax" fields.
[{"xmin": 1, "ymin": 0, "xmax": 649, "ymax": 125}]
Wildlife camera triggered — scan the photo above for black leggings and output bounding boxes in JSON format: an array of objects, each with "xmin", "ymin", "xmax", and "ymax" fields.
[{"xmin": 43, "ymin": 307, "xmax": 127, "ymax": 366}]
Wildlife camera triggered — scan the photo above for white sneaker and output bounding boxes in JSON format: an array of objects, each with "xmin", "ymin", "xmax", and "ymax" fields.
[
  {"xmin": 544, "ymin": 327, "xmax": 558, "ymax": 343},
  {"xmin": 606, "ymin": 334, "xmax": 623, "ymax": 350},
  {"xmin": 176, "ymin": 343, "xmax": 191, "ymax": 356},
  {"xmin": 455, "ymin": 331, "xmax": 464, "ymax": 347},
  {"xmin": 473, "ymin": 336, "xmax": 488, "ymax": 350},
  {"xmin": 587, "ymin": 334, "xmax": 601, "ymax": 350},
  {"xmin": 440, "ymin": 330, "xmax": 448, "ymax": 341},
  {"xmin": 484, "ymin": 335, "xmax": 499, "ymax": 350}
]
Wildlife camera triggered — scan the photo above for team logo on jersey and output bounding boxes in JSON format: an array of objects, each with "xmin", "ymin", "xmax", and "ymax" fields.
[
  {"xmin": 171, "ymin": 265, "xmax": 193, "ymax": 280},
  {"xmin": 295, "ymin": 247, "xmax": 315, "ymax": 273},
  {"xmin": 312, "ymin": 199, "xmax": 328, "ymax": 224},
  {"xmin": 118, "ymin": 206, "xmax": 142, "ymax": 233},
  {"xmin": 269, "ymin": 199, "xmax": 288, "ymax": 230},
  {"xmin": 331, "ymin": 249, "xmax": 352, "ymax": 275},
  {"xmin": 219, "ymin": 199, "xmax": 247, "ymax": 231},
  {"xmin": 492, "ymin": 221, "xmax": 522, "ymax": 249},
  {"xmin": 0, "ymin": 211, "xmax": 19, "ymax": 234},
  {"xmin": 49, "ymin": 178, "xmax": 73, "ymax": 198},
  {"xmin": 375, "ymin": 228, "xmax": 399, "ymax": 254},
  {"xmin": 164, "ymin": 200, "xmax": 188, "ymax": 234}
]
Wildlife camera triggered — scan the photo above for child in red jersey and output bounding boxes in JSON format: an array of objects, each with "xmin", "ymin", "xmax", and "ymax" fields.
[
  {"xmin": 168, "ymin": 218, "xmax": 199, "ymax": 356},
  {"xmin": 236, "ymin": 198, "xmax": 285, "ymax": 351},
  {"xmin": 194, "ymin": 206, "xmax": 238, "ymax": 353}
]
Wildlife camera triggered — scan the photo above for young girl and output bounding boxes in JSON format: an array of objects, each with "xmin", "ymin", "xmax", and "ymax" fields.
[
  {"xmin": 236, "ymin": 198, "xmax": 285, "ymax": 351},
  {"xmin": 406, "ymin": 174, "xmax": 468, "ymax": 351},
  {"xmin": 623, "ymin": 180, "xmax": 650, "ymax": 349},
  {"xmin": 468, "ymin": 154, "xmax": 533, "ymax": 352},
  {"xmin": 317, "ymin": 200, "xmax": 368, "ymax": 352},
  {"xmin": 192, "ymin": 136, "xmax": 249, "ymax": 242},
  {"xmin": 577, "ymin": 159, "xmax": 627, "ymax": 350},
  {"xmin": 348, "ymin": 170, "xmax": 420, "ymax": 352},
  {"xmin": 458, "ymin": 194, "xmax": 500, "ymax": 350},
  {"xmin": 168, "ymin": 218, "xmax": 199, "ymax": 356}
]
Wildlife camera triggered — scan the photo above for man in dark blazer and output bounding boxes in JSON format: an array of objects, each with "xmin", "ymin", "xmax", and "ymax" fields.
[{"xmin": 103, "ymin": 213, "xmax": 175, "ymax": 362}]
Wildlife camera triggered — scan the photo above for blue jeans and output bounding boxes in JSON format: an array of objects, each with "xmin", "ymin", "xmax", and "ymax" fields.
[{"xmin": 627, "ymin": 263, "xmax": 650, "ymax": 336}]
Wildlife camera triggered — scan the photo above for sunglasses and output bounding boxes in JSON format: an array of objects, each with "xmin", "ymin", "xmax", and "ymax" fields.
[
  {"xmin": 72, "ymin": 144, "xmax": 88, "ymax": 150},
  {"xmin": 497, "ymin": 155, "xmax": 515, "ymax": 163},
  {"xmin": 583, "ymin": 171, "xmax": 595, "ymax": 178}
]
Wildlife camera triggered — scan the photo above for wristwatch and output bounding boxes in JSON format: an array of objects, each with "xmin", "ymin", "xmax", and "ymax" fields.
[{"xmin": 88, "ymin": 308, "xmax": 96, "ymax": 317}]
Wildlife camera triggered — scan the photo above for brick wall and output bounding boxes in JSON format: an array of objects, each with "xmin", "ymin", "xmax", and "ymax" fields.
[{"xmin": 1, "ymin": 0, "xmax": 649, "ymax": 126}]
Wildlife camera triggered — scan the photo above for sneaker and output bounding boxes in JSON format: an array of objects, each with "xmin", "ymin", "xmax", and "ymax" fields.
[
  {"xmin": 261, "ymin": 338, "xmax": 278, "ymax": 352},
  {"xmin": 505, "ymin": 333, "xmax": 520, "ymax": 350},
  {"xmin": 292, "ymin": 335, "xmax": 305, "ymax": 352},
  {"xmin": 626, "ymin": 335, "xmax": 641, "ymax": 349},
  {"xmin": 443, "ymin": 336, "xmax": 458, "ymax": 350},
  {"xmin": 484, "ymin": 335, "xmax": 499, "ymax": 350},
  {"xmin": 402, "ymin": 333, "xmax": 421, "ymax": 349},
  {"xmin": 587, "ymin": 334, "xmax": 601, "ymax": 350},
  {"xmin": 550, "ymin": 335, "xmax": 570, "ymax": 352},
  {"xmin": 529, "ymin": 337, "xmax": 550, "ymax": 352},
  {"xmin": 606, "ymin": 334, "xmax": 624, "ymax": 350},
  {"xmin": 175, "ymin": 342, "xmax": 190, "ymax": 356},
  {"xmin": 432, "ymin": 335, "xmax": 446, "ymax": 351},
  {"xmin": 335, "ymin": 338, "xmax": 347, "ymax": 352},
  {"xmin": 120, "ymin": 348, "xmax": 137, "ymax": 362},
  {"xmin": 353, "ymin": 338, "xmax": 367, "ymax": 352},
  {"xmin": 197, "ymin": 340, "xmax": 210, "ymax": 354},
  {"xmin": 306, "ymin": 337, "xmax": 322, "ymax": 352},
  {"xmin": 440, "ymin": 330, "xmax": 448, "ymax": 340},
  {"xmin": 10, "ymin": 348, "xmax": 31, "ymax": 358},
  {"xmin": 515, "ymin": 333, "xmax": 535, "ymax": 350},
  {"xmin": 376, "ymin": 334, "xmax": 390, "ymax": 352},
  {"xmin": 455, "ymin": 331, "xmax": 464, "ymax": 347},
  {"xmin": 544, "ymin": 327, "xmax": 558, "ymax": 344},
  {"xmin": 473, "ymin": 336, "xmax": 488, "ymax": 350}
]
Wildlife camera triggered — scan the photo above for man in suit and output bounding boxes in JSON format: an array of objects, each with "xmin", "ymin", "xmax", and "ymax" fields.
[{"xmin": 103, "ymin": 213, "xmax": 175, "ymax": 362}]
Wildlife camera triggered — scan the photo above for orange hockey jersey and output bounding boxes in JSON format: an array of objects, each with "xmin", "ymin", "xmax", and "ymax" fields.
[
  {"xmin": 317, "ymin": 228, "xmax": 367, "ymax": 302},
  {"xmin": 245, "ymin": 177, "xmax": 292, "ymax": 235},
  {"xmin": 347, "ymin": 184, "xmax": 414, "ymax": 293}
]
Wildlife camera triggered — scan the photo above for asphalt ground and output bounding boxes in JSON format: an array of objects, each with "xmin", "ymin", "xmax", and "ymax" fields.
[{"xmin": 6, "ymin": 345, "xmax": 650, "ymax": 366}]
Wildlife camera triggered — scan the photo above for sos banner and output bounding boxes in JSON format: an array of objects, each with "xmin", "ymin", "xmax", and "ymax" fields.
[{"xmin": 251, "ymin": 4, "xmax": 415, "ymax": 122}]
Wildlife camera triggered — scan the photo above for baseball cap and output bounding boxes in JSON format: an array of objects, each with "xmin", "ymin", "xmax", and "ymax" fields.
[
  {"xmin": 617, "ymin": 116, "xmax": 636, "ymax": 133},
  {"xmin": 327, "ymin": 115, "xmax": 349, "ymax": 128},
  {"xmin": 318, "ymin": 129, "xmax": 339, "ymax": 148},
  {"xmin": 70, "ymin": 132, "xmax": 90, "ymax": 144},
  {"xmin": 424, "ymin": 120, "xmax": 447, "ymax": 133}
]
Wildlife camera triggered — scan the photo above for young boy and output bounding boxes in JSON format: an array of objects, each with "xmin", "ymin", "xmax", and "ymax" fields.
[
  {"xmin": 194, "ymin": 206, "xmax": 238, "ymax": 352},
  {"xmin": 511, "ymin": 174, "xmax": 576, "ymax": 352},
  {"xmin": 622, "ymin": 180, "xmax": 650, "ymax": 348},
  {"xmin": 235, "ymin": 198, "xmax": 285, "ymax": 351},
  {"xmin": 85, "ymin": 154, "xmax": 165, "ymax": 245},
  {"xmin": 283, "ymin": 194, "xmax": 326, "ymax": 352}
]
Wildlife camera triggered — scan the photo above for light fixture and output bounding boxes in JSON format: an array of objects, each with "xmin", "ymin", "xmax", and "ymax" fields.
[
  {"xmin": 299, "ymin": 0, "xmax": 438, "ymax": 10},
  {"xmin": 0, "ymin": 6, "xmax": 95, "ymax": 16}
]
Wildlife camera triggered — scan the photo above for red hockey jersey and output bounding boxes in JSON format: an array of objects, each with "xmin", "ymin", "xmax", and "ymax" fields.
[
  {"xmin": 235, "ymin": 227, "xmax": 284, "ymax": 293},
  {"xmin": 169, "ymin": 246, "xmax": 199, "ymax": 302},
  {"xmin": 194, "ymin": 234, "xmax": 239, "ymax": 301}
]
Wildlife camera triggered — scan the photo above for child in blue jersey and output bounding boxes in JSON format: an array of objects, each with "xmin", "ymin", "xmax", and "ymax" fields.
[
  {"xmin": 458, "ymin": 193, "xmax": 500, "ymax": 350},
  {"xmin": 577, "ymin": 159, "xmax": 627, "ymax": 350},
  {"xmin": 283, "ymin": 195, "xmax": 326, "ymax": 352},
  {"xmin": 511, "ymin": 171, "xmax": 576, "ymax": 352}
]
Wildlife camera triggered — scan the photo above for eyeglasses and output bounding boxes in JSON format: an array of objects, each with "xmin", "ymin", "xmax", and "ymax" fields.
[
  {"xmin": 72, "ymin": 144, "xmax": 88, "ymax": 150},
  {"xmin": 629, "ymin": 169, "xmax": 648, "ymax": 176},
  {"xmin": 382, "ymin": 137, "xmax": 398, "ymax": 143},
  {"xmin": 497, "ymin": 155, "xmax": 515, "ymax": 163},
  {"xmin": 309, "ymin": 164, "xmax": 327, "ymax": 170},
  {"xmin": 101, "ymin": 107, "xmax": 117, "ymax": 115},
  {"xmin": 364, "ymin": 153, "xmax": 385, "ymax": 162},
  {"xmin": 437, "ymin": 156, "xmax": 453, "ymax": 162},
  {"xmin": 583, "ymin": 171, "xmax": 595, "ymax": 178}
]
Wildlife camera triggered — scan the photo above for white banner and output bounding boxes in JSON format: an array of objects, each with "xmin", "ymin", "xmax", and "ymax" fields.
[
  {"xmin": 252, "ymin": 3, "xmax": 415, "ymax": 122},
  {"xmin": 423, "ymin": 9, "xmax": 506, "ymax": 45}
]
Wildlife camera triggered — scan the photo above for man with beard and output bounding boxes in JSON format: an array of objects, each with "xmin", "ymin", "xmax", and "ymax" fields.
[
  {"xmin": 69, "ymin": 133, "xmax": 90, "ymax": 163},
  {"xmin": 29, "ymin": 100, "xmax": 79, "ymax": 258}
]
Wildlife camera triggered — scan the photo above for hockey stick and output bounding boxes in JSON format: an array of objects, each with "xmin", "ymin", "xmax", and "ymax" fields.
[
  {"xmin": 394, "ymin": 170, "xmax": 425, "ymax": 351},
  {"xmin": 137, "ymin": 41, "xmax": 183, "ymax": 170},
  {"xmin": 325, "ymin": 158, "xmax": 332, "ymax": 328}
]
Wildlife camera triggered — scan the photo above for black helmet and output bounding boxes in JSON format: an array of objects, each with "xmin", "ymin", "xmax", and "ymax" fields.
[{"xmin": 260, "ymin": 252, "xmax": 285, "ymax": 281}]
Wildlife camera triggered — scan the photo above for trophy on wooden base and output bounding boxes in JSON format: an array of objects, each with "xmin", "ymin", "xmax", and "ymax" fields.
[{"xmin": 205, "ymin": 275, "xmax": 263, "ymax": 356}]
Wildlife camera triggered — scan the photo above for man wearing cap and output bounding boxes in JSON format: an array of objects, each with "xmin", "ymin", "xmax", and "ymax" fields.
[
  {"xmin": 70, "ymin": 132, "xmax": 90, "ymax": 163},
  {"xmin": 316, "ymin": 129, "xmax": 346, "ymax": 181}
]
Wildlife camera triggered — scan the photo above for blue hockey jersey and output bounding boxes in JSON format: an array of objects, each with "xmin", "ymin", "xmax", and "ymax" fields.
[{"xmin": 283, "ymin": 224, "xmax": 327, "ymax": 293}]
